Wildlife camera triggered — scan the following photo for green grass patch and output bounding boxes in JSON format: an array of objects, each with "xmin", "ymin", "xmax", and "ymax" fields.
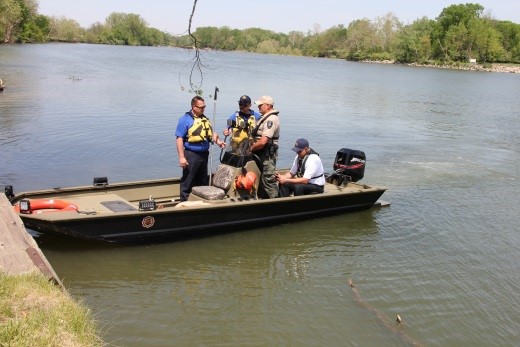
[{"xmin": 0, "ymin": 272, "xmax": 103, "ymax": 346}]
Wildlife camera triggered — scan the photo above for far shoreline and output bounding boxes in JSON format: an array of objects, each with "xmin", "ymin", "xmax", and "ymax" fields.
[{"xmin": 2, "ymin": 42, "xmax": 519, "ymax": 74}]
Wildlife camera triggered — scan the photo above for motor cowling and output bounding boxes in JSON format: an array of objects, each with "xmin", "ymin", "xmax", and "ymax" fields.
[{"xmin": 332, "ymin": 148, "xmax": 366, "ymax": 182}]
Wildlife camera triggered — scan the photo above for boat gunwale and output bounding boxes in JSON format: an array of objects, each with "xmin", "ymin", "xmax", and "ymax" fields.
[{"xmin": 12, "ymin": 182, "xmax": 386, "ymax": 223}]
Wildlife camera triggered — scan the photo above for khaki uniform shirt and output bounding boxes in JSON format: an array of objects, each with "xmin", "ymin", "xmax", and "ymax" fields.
[{"xmin": 255, "ymin": 110, "xmax": 280, "ymax": 145}]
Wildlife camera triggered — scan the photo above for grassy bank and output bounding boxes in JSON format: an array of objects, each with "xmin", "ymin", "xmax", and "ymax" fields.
[{"xmin": 0, "ymin": 272, "xmax": 102, "ymax": 346}]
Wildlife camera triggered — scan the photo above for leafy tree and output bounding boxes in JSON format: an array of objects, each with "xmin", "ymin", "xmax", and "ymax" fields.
[
  {"xmin": 344, "ymin": 18, "xmax": 378, "ymax": 60},
  {"xmin": 395, "ymin": 17, "xmax": 435, "ymax": 63},
  {"xmin": 445, "ymin": 22, "xmax": 470, "ymax": 61},
  {"xmin": 257, "ymin": 39, "xmax": 280, "ymax": 54},
  {"xmin": 432, "ymin": 3, "xmax": 484, "ymax": 61},
  {"xmin": 217, "ymin": 26, "xmax": 236, "ymax": 50},
  {"xmin": 467, "ymin": 18, "xmax": 505, "ymax": 62},
  {"xmin": 374, "ymin": 13, "xmax": 402, "ymax": 52},
  {"xmin": 84, "ymin": 21, "xmax": 108, "ymax": 44},
  {"xmin": 242, "ymin": 27, "xmax": 281, "ymax": 49},
  {"xmin": 19, "ymin": 14, "xmax": 49, "ymax": 42},
  {"xmin": 436, "ymin": 3, "xmax": 484, "ymax": 33},
  {"xmin": 287, "ymin": 30, "xmax": 306, "ymax": 51},
  {"xmin": 239, "ymin": 31, "xmax": 259, "ymax": 51},
  {"xmin": 494, "ymin": 20, "xmax": 520, "ymax": 62},
  {"xmin": 308, "ymin": 25, "xmax": 348, "ymax": 58},
  {"xmin": 0, "ymin": 0, "xmax": 37, "ymax": 43},
  {"xmin": 48, "ymin": 16, "xmax": 83, "ymax": 42},
  {"xmin": 0, "ymin": 0, "xmax": 21, "ymax": 42},
  {"xmin": 192, "ymin": 26, "xmax": 218, "ymax": 48},
  {"xmin": 125, "ymin": 13, "xmax": 149, "ymax": 45},
  {"xmin": 102, "ymin": 12, "xmax": 149, "ymax": 45},
  {"xmin": 146, "ymin": 27, "xmax": 172, "ymax": 46}
]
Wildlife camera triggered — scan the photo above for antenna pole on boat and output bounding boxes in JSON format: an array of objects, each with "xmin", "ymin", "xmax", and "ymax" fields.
[{"xmin": 209, "ymin": 86, "xmax": 219, "ymax": 186}]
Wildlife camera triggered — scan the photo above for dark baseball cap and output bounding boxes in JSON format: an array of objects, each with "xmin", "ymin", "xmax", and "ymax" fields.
[
  {"xmin": 238, "ymin": 95, "xmax": 251, "ymax": 106},
  {"xmin": 291, "ymin": 138, "xmax": 309, "ymax": 152}
]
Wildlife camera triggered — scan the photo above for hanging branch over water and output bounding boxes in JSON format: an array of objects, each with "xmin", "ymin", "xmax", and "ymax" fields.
[{"xmin": 179, "ymin": 0, "xmax": 206, "ymax": 95}]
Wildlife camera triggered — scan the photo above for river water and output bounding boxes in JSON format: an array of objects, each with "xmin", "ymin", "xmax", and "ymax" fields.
[{"xmin": 1, "ymin": 44, "xmax": 519, "ymax": 346}]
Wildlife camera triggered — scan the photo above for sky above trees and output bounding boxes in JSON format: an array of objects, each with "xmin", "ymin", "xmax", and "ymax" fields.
[{"xmin": 37, "ymin": 0, "xmax": 520, "ymax": 35}]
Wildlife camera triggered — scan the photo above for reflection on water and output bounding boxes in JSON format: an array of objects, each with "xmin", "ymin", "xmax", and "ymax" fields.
[
  {"xmin": 42, "ymin": 211, "xmax": 383, "ymax": 346},
  {"xmin": 2, "ymin": 44, "xmax": 520, "ymax": 346}
]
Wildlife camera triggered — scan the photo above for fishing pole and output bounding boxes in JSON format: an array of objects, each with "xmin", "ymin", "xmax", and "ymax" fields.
[{"xmin": 209, "ymin": 86, "xmax": 219, "ymax": 185}]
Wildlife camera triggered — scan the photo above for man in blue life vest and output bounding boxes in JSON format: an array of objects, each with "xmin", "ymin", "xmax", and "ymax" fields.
[
  {"xmin": 276, "ymin": 138, "xmax": 325, "ymax": 197},
  {"xmin": 250, "ymin": 95, "xmax": 280, "ymax": 199},
  {"xmin": 223, "ymin": 95, "xmax": 261, "ymax": 155},
  {"xmin": 176, "ymin": 96, "xmax": 226, "ymax": 201}
]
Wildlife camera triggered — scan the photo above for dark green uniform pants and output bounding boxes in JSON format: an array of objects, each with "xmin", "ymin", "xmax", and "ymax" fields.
[{"xmin": 255, "ymin": 150, "xmax": 278, "ymax": 199}]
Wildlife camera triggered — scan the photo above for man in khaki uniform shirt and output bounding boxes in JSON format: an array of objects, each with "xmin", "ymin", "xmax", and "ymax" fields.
[{"xmin": 250, "ymin": 96, "xmax": 280, "ymax": 199}]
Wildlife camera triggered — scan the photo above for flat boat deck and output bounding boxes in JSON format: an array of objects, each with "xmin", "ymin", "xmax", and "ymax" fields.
[{"xmin": 16, "ymin": 180, "xmax": 383, "ymax": 218}]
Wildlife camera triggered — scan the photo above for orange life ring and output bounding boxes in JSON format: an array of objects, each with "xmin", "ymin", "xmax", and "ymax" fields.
[{"xmin": 14, "ymin": 199, "xmax": 78, "ymax": 214}]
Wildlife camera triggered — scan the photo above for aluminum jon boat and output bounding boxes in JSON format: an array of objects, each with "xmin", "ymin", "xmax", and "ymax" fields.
[{"xmin": 6, "ymin": 148, "xmax": 387, "ymax": 244}]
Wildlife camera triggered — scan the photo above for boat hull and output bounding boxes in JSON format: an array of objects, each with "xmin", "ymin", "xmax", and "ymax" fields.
[
  {"xmin": 20, "ymin": 189, "xmax": 384, "ymax": 244},
  {"xmin": 10, "ymin": 170, "xmax": 386, "ymax": 244}
]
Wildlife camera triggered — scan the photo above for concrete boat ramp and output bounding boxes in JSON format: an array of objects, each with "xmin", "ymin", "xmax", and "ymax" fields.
[{"xmin": 0, "ymin": 193, "xmax": 63, "ymax": 287}]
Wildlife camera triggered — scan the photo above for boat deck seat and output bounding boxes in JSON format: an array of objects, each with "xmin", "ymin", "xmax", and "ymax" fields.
[{"xmin": 190, "ymin": 164, "xmax": 236, "ymax": 200}]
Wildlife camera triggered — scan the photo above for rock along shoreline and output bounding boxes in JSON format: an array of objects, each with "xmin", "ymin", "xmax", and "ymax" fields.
[{"xmin": 361, "ymin": 60, "xmax": 520, "ymax": 74}]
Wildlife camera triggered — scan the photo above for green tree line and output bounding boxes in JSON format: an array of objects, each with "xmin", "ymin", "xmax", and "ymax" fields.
[
  {"xmin": 2, "ymin": 1, "xmax": 520, "ymax": 64},
  {"xmin": 0, "ymin": 0, "xmax": 175, "ymax": 46}
]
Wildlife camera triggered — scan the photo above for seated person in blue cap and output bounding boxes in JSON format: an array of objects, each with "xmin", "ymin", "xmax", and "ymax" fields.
[
  {"xmin": 223, "ymin": 95, "xmax": 261, "ymax": 154},
  {"xmin": 276, "ymin": 138, "xmax": 325, "ymax": 197}
]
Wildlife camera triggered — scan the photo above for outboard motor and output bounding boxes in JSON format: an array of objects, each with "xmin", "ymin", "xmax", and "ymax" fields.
[{"xmin": 328, "ymin": 148, "xmax": 366, "ymax": 184}]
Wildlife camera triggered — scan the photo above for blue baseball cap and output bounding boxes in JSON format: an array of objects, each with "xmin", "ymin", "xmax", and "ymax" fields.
[{"xmin": 291, "ymin": 138, "xmax": 309, "ymax": 152}]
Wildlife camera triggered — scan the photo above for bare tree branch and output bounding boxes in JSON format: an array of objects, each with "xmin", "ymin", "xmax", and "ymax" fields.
[{"xmin": 184, "ymin": 0, "xmax": 204, "ymax": 95}]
